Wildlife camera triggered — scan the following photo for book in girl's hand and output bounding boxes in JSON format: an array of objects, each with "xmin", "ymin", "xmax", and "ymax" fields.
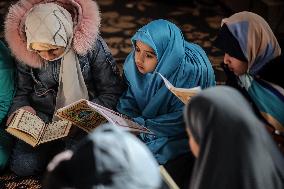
[
  {"xmin": 7, "ymin": 100, "xmax": 153, "ymax": 147},
  {"xmin": 6, "ymin": 109, "xmax": 72, "ymax": 147},
  {"xmin": 55, "ymin": 99, "xmax": 153, "ymax": 135},
  {"xmin": 158, "ymin": 72, "xmax": 201, "ymax": 104}
]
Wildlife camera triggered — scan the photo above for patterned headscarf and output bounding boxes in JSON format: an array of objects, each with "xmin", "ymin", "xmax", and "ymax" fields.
[
  {"xmin": 25, "ymin": 3, "xmax": 89, "ymax": 116},
  {"xmin": 218, "ymin": 12, "xmax": 284, "ymax": 131},
  {"xmin": 221, "ymin": 11, "xmax": 281, "ymax": 75}
]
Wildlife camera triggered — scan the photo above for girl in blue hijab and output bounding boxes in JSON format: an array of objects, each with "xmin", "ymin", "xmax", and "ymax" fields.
[{"xmin": 117, "ymin": 19, "xmax": 215, "ymax": 188}]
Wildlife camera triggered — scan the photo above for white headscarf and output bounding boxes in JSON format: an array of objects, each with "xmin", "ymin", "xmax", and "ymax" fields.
[
  {"xmin": 45, "ymin": 124, "xmax": 162, "ymax": 189},
  {"xmin": 25, "ymin": 3, "xmax": 89, "ymax": 117}
]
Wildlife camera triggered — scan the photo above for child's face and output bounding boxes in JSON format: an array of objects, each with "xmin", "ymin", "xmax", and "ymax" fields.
[
  {"xmin": 36, "ymin": 48, "xmax": 65, "ymax": 61},
  {"xmin": 31, "ymin": 43, "xmax": 65, "ymax": 61},
  {"xmin": 134, "ymin": 40, "xmax": 158, "ymax": 74},
  {"xmin": 223, "ymin": 53, "xmax": 248, "ymax": 76},
  {"xmin": 186, "ymin": 127, "xmax": 199, "ymax": 158}
]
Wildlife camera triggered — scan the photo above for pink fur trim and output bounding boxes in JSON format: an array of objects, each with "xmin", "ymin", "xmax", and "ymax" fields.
[{"xmin": 5, "ymin": 0, "xmax": 100, "ymax": 68}]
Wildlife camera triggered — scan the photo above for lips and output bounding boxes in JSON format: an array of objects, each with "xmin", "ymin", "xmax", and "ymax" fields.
[
  {"xmin": 228, "ymin": 67, "xmax": 234, "ymax": 72},
  {"xmin": 136, "ymin": 64, "xmax": 143, "ymax": 70}
]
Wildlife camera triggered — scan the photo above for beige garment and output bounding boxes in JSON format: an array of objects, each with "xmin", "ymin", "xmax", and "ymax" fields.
[
  {"xmin": 30, "ymin": 43, "xmax": 64, "ymax": 51},
  {"xmin": 25, "ymin": 3, "xmax": 89, "ymax": 119}
]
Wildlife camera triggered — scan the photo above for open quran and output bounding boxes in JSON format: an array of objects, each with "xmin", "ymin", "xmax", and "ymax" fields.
[
  {"xmin": 6, "ymin": 109, "xmax": 72, "ymax": 147},
  {"xmin": 55, "ymin": 99, "xmax": 152, "ymax": 134},
  {"xmin": 7, "ymin": 100, "xmax": 152, "ymax": 147},
  {"xmin": 158, "ymin": 73, "xmax": 201, "ymax": 104}
]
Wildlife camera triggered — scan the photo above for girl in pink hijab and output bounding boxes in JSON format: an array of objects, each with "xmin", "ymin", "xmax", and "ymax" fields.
[{"xmin": 4, "ymin": 0, "xmax": 124, "ymax": 176}]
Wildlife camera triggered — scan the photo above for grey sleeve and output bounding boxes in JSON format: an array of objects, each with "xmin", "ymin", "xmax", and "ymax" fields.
[
  {"xmin": 89, "ymin": 36, "xmax": 126, "ymax": 110},
  {"xmin": 8, "ymin": 63, "xmax": 33, "ymax": 116}
]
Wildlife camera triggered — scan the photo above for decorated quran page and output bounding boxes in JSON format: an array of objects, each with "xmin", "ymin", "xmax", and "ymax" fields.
[
  {"xmin": 38, "ymin": 120, "xmax": 72, "ymax": 144},
  {"xmin": 158, "ymin": 72, "xmax": 201, "ymax": 104},
  {"xmin": 55, "ymin": 99, "xmax": 153, "ymax": 134},
  {"xmin": 6, "ymin": 109, "xmax": 72, "ymax": 147}
]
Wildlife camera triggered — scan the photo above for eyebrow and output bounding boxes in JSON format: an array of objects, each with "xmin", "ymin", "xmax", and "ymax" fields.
[
  {"xmin": 145, "ymin": 50, "xmax": 156, "ymax": 55},
  {"xmin": 36, "ymin": 48, "xmax": 60, "ymax": 52},
  {"xmin": 135, "ymin": 44, "xmax": 156, "ymax": 55}
]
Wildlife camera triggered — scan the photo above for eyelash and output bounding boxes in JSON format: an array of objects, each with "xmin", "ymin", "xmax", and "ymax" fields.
[
  {"xmin": 135, "ymin": 46, "xmax": 155, "ymax": 59},
  {"xmin": 146, "ymin": 54, "xmax": 154, "ymax": 58},
  {"xmin": 36, "ymin": 48, "xmax": 60, "ymax": 54}
]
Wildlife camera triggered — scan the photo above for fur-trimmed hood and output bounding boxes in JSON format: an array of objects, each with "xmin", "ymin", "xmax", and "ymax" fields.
[{"xmin": 5, "ymin": 0, "xmax": 101, "ymax": 68}]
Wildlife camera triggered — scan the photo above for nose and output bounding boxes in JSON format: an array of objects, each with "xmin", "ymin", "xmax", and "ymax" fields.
[
  {"xmin": 223, "ymin": 53, "xmax": 230, "ymax": 65},
  {"xmin": 135, "ymin": 52, "xmax": 143, "ymax": 64},
  {"xmin": 40, "ymin": 51, "xmax": 53, "ymax": 61}
]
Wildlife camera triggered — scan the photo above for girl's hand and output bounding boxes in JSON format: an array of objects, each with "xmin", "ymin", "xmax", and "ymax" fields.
[
  {"xmin": 21, "ymin": 106, "xmax": 36, "ymax": 114},
  {"xmin": 6, "ymin": 106, "xmax": 36, "ymax": 126}
]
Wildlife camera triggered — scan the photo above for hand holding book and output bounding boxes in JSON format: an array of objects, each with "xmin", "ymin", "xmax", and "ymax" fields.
[
  {"xmin": 55, "ymin": 99, "xmax": 153, "ymax": 134},
  {"xmin": 7, "ymin": 100, "xmax": 153, "ymax": 147},
  {"xmin": 6, "ymin": 109, "xmax": 72, "ymax": 147},
  {"xmin": 6, "ymin": 106, "xmax": 36, "ymax": 126}
]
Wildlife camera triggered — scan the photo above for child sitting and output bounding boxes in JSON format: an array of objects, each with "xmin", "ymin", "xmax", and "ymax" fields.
[
  {"xmin": 184, "ymin": 86, "xmax": 284, "ymax": 189},
  {"xmin": 4, "ymin": 0, "xmax": 124, "ymax": 176},
  {"xmin": 117, "ymin": 19, "xmax": 216, "ymax": 188}
]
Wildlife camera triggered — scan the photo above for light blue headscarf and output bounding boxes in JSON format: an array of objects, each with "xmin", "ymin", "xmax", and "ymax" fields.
[{"xmin": 117, "ymin": 19, "xmax": 215, "ymax": 164}]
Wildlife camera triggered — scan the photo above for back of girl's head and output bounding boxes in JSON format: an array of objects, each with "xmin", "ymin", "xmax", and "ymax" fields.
[
  {"xmin": 184, "ymin": 86, "xmax": 259, "ymax": 143},
  {"xmin": 184, "ymin": 86, "xmax": 284, "ymax": 189},
  {"xmin": 43, "ymin": 124, "xmax": 162, "ymax": 189}
]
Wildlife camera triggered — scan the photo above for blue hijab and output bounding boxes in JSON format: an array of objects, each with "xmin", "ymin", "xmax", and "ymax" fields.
[{"xmin": 117, "ymin": 19, "xmax": 215, "ymax": 164}]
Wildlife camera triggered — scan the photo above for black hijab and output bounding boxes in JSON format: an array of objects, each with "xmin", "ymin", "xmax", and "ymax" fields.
[{"xmin": 184, "ymin": 86, "xmax": 284, "ymax": 189}]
